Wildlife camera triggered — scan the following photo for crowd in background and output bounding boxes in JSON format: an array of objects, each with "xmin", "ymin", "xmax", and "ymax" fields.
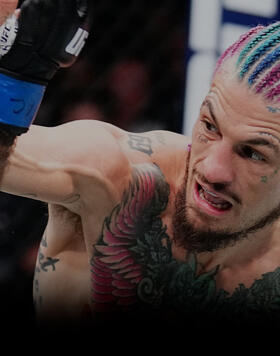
[{"xmin": 0, "ymin": 0, "xmax": 189, "ymax": 326}]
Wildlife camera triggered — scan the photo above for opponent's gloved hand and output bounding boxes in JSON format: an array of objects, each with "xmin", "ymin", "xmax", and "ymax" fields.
[{"xmin": 0, "ymin": 0, "xmax": 93, "ymax": 135}]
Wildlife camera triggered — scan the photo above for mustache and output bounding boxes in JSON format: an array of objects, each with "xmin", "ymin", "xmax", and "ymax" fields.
[{"xmin": 195, "ymin": 170, "xmax": 242, "ymax": 205}]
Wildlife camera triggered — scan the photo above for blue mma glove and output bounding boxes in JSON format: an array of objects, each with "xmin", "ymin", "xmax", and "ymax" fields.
[{"xmin": 0, "ymin": 0, "xmax": 92, "ymax": 135}]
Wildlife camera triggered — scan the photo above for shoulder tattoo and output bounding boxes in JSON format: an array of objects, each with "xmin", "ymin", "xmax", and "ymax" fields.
[{"xmin": 127, "ymin": 133, "xmax": 153, "ymax": 156}]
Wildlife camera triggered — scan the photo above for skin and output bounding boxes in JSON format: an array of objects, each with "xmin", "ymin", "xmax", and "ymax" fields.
[
  {"xmin": 0, "ymin": 0, "xmax": 18, "ymax": 24},
  {"xmin": 1, "ymin": 7, "xmax": 280, "ymax": 322},
  {"xmin": 189, "ymin": 76, "xmax": 280, "ymax": 235},
  {"xmin": 2, "ymin": 71, "xmax": 280, "ymax": 325},
  {"xmin": 1, "ymin": 121, "xmax": 189, "ymax": 324},
  {"xmin": 187, "ymin": 65, "xmax": 280, "ymax": 292}
]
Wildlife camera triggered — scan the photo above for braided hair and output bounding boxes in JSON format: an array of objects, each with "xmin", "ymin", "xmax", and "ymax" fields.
[{"xmin": 214, "ymin": 21, "xmax": 280, "ymax": 103}]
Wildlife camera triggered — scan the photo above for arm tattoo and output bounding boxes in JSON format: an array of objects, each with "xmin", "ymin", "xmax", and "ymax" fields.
[
  {"xmin": 127, "ymin": 133, "xmax": 153, "ymax": 156},
  {"xmin": 91, "ymin": 164, "xmax": 280, "ymax": 325},
  {"xmin": 41, "ymin": 232, "xmax": 47, "ymax": 248},
  {"xmin": 33, "ymin": 232, "xmax": 60, "ymax": 311},
  {"xmin": 35, "ymin": 233, "xmax": 60, "ymax": 273},
  {"xmin": 38, "ymin": 253, "xmax": 59, "ymax": 272}
]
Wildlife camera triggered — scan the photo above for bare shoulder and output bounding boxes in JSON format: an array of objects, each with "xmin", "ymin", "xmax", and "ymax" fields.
[
  {"xmin": 64, "ymin": 122, "xmax": 191, "ymax": 206},
  {"xmin": 116, "ymin": 128, "xmax": 190, "ymax": 159},
  {"xmin": 115, "ymin": 128, "xmax": 191, "ymax": 178},
  {"xmin": 52, "ymin": 120, "xmax": 191, "ymax": 173}
]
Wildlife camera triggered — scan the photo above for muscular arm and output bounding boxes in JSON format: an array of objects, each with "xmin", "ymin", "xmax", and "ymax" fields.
[{"xmin": 0, "ymin": 120, "xmax": 130, "ymax": 209}]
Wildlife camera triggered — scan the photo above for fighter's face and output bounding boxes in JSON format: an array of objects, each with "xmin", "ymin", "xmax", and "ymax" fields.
[{"xmin": 186, "ymin": 69, "xmax": 280, "ymax": 237}]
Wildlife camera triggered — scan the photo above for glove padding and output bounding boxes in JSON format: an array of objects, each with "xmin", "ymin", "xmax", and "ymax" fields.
[
  {"xmin": 0, "ymin": 0, "xmax": 92, "ymax": 83},
  {"xmin": 0, "ymin": 0, "xmax": 93, "ymax": 135}
]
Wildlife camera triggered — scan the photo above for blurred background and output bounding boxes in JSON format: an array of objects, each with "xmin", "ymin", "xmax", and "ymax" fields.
[{"xmin": 1, "ymin": 0, "xmax": 280, "ymax": 328}]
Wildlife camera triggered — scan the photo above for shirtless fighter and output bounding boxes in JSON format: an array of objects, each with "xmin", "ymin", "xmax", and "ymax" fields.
[{"xmin": 1, "ymin": 0, "xmax": 280, "ymax": 330}]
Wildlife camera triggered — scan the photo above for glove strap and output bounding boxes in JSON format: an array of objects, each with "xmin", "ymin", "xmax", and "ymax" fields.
[{"xmin": 0, "ymin": 73, "xmax": 46, "ymax": 129}]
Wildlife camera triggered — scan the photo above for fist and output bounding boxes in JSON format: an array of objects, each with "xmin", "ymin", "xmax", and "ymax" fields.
[
  {"xmin": 0, "ymin": 0, "xmax": 93, "ymax": 134},
  {"xmin": 0, "ymin": 0, "xmax": 18, "ymax": 25},
  {"xmin": 0, "ymin": 0, "xmax": 93, "ymax": 82}
]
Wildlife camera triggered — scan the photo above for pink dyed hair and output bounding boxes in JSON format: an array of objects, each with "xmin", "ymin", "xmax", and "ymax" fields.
[{"xmin": 213, "ymin": 21, "xmax": 280, "ymax": 103}]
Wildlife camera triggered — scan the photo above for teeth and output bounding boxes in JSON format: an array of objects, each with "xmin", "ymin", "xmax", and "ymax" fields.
[
  {"xmin": 199, "ymin": 188, "xmax": 230, "ymax": 210},
  {"xmin": 202, "ymin": 187, "xmax": 219, "ymax": 197}
]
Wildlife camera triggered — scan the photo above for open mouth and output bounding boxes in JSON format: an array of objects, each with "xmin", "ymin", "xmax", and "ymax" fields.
[{"xmin": 194, "ymin": 182, "xmax": 233, "ymax": 215}]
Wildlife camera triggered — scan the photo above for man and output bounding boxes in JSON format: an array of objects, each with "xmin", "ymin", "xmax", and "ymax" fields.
[{"xmin": 1, "ymin": 1, "xmax": 280, "ymax": 332}]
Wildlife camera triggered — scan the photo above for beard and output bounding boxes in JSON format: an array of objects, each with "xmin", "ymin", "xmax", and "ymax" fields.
[{"xmin": 172, "ymin": 158, "xmax": 280, "ymax": 254}]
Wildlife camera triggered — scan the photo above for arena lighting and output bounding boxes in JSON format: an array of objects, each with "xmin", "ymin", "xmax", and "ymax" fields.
[{"xmin": 183, "ymin": 0, "xmax": 279, "ymax": 136}]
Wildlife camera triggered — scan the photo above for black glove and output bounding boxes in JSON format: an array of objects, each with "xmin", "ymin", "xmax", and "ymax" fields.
[{"xmin": 0, "ymin": 0, "xmax": 93, "ymax": 135}]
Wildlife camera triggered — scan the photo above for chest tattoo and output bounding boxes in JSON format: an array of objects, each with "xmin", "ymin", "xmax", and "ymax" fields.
[{"xmin": 90, "ymin": 164, "xmax": 280, "ymax": 324}]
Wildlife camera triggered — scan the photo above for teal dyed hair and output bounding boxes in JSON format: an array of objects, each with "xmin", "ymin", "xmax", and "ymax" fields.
[{"xmin": 215, "ymin": 21, "xmax": 280, "ymax": 102}]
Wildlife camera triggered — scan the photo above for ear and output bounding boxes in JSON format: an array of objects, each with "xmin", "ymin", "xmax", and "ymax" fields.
[{"xmin": 0, "ymin": 0, "xmax": 18, "ymax": 25}]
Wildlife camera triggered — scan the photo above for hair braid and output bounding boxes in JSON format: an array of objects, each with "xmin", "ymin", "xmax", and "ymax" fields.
[
  {"xmin": 265, "ymin": 83, "xmax": 280, "ymax": 101},
  {"xmin": 237, "ymin": 23, "xmax": 280, "ymax": 67},
  {"xmin": 248, "ymin": 45, "xmax": 280, "ymax": 85},
  {"xmin": 255, "ymin": 63, "xmax": 280, "ymax": 93},
  {"xmin": 239, "ymin": 31, "xmax": 280, "ymax": 80},
  {"xmin": 213, "ymin": 26, "xmax": 264, "ymax": 75},
  {"xmin": 214, "ymin": 21, "xmax": 280, "ymax": 102}
]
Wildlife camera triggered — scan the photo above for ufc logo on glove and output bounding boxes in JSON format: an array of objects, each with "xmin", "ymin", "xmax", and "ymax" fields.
[
  {"xmin": 66, "ymin": 28, "xmax": 89, "ymax": 57},
  {"xmin": 0, "ymin": 0, "xmax": 92, "ymax": 135}
]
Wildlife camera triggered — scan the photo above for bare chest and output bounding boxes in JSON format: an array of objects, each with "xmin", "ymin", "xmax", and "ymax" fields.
[{"xmin": 87, "ymin": 164, "xmax": 280, "ymax": 324}]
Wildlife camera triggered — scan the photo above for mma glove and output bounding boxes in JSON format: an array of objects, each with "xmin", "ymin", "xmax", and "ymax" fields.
[{"xmin": 0, "ymin": 0, "xmax": 93, "ymax": 135}]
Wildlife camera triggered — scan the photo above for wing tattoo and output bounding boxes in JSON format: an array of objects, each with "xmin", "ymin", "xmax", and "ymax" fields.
[{"xmin": 91, "ymin": 164, "xmax": 170, "ymax": 313}]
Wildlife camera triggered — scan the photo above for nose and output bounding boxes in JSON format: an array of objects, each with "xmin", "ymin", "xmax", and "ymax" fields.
[{"xmin": 200, "ymin": 141, "xmax": 235, "ymax": 186}]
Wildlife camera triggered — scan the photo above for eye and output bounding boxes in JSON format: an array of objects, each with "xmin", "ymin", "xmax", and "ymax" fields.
[
  {"xmin": 202, "ymin": 120, "xmax": 218, "ymax": 133},
  {"xmin": 240, "ymin": 146, "xmax": 266, "ymax": 162}
]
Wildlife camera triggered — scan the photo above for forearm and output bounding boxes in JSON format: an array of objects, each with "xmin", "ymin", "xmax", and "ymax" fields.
[
  {"xmin": 0, "ymin": 125, "xmax": 17, "ymax": 183},
  {"xmin": 0, "ymin": 125, "xmax": 76, "ymax": 204}
]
